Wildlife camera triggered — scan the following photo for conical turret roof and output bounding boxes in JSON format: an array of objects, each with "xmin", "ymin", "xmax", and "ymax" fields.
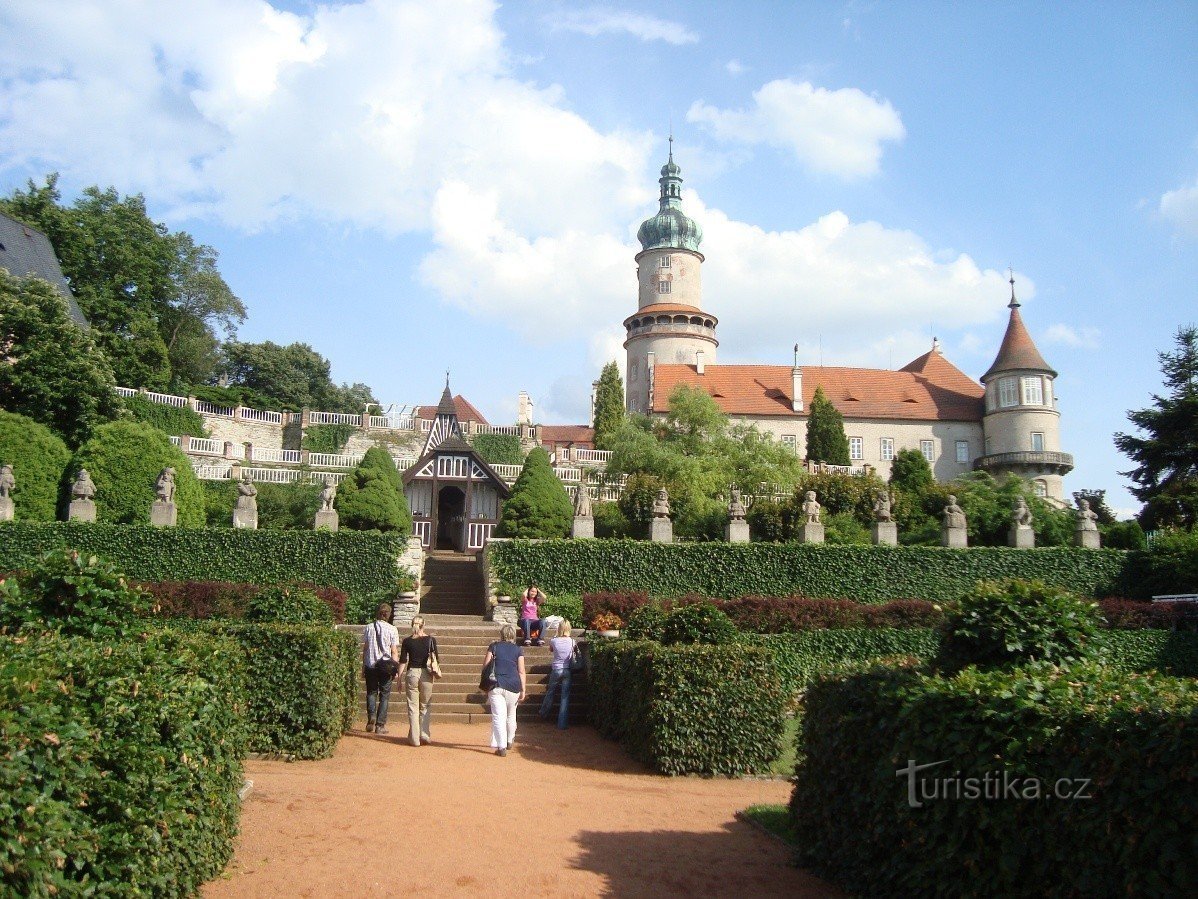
[{"xmin": 981, "ymin": 281, "xmax": 1056, "ymax": 381}]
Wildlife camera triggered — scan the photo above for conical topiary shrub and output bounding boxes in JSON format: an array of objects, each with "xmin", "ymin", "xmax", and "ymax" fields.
[
  {"xmin": 497, "ymin": 446, "xmax": 572, "ymax": 538},
  {"xmin": 335, "ymin": 446, "xmax": 412, "ymax": 534}
]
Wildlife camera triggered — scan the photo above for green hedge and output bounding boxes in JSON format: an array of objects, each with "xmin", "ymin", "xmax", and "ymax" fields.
[
  {"xmin": 588, "ymin": 640, "xmax": 786, "ymax": 775},
  {"xmin": 0, "ymin": 522, "xmax": 406, "ymax": 598},
  {"xmin": 746, "ymin": 629, "xmax": 942, "ymax": 695},
  {"xmin": 0, "ymin": 630, "xmax": 247, "ymax": 897},
  {"xmin": 1097, "ymin": 629, "xmax": 1198, "ymax": 677},
  {"xmin": 791, "ymin": 662, "xmax": 1198, "ymax": 897},
  {"xmin": 122, "ymin": 394, "xmax": 208, "ymax": 438},
  {"xmin": 490, "ymin": 540, "xmax": 1128, "ymax": 602}
]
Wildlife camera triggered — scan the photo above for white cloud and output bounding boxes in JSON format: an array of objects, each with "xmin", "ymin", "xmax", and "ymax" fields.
[
  {"xmin": 546, "ymin": 8, "xmax": 698, "ymax": 44},
  {"xmin": 1044, "ymin": 324, "xmax": 1101, "ymax": 349},
  {"xmin": 687, "ymin": 78, "xmax": 905, "ymax": 179},
  {"xmin": 725, "ymin": 59, "xmax": 746, "ymax": 76},
  {"xmin": 1160, "ymin": 178, "xmax": 1198, "ymax": 238}
]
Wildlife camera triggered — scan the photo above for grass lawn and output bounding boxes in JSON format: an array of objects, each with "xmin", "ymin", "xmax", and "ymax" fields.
[
  {"xmin": 741, "ymin": 804, "xmax": 798, "ymax": 847},
  {"xmin": 770, "ymin": 715, "xmax": 800, "ymax": 776}
]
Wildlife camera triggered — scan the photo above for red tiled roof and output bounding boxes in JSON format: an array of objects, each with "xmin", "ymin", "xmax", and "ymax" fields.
[
  {"xmin": 415, "ymin": 395, "xmax": 489, "ymax": 425},
  {"xmin": 652, "ymin": 355, "xmax": 984, "ymax": 422},
  {"xmin": 539, "ymin": 425, "xmax": 595, "ymax": 446},
  {"xmin": 982, "ymin": 306, "xmax": 1056, "ymax": 380},
  {"xmin": 628, "ymin": 302, "xmax": 704, "ymax": 316}
]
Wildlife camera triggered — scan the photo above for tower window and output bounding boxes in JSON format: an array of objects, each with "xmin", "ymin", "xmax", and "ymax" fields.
[
  {"xmin": 657, "ymin": 280, "xmax": 671, "ymax": 295},
  {"xmin": 1022, "ymin": 377, "xmax": 1044, "ymax": 405},
  {"xmin": 660, "ymin": 255, "xmax": 671, "ymax": 268},
  {"xmin": 998, "ymin": 378, "xmax": 1019, "ymax": 408},
  {"xmin": 849, "ymin": 437, "xmax": 863, "ymax": 460},
  {"xmin": 956, "ymin": 440, "xmax": 969, "ymax": 463},
  {"xmin": 880, "ymin": 438, "xmax": 895, "ymax": 461},
  {"xmin": 1031, "ymin": 432, "xmax": 1045, "ymax": 452},
  {"xmin": 920, "ymin": 440, "xmax": 935, "ymax": 462}
]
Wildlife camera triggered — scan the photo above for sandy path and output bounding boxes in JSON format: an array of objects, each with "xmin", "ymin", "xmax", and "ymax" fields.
[{"xmin": 203, "ymin": 721, "xmax": 839, "ymax": 898}]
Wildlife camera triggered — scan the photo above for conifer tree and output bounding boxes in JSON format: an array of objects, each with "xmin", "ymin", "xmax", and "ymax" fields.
[
  {"xmin": 592, "ymin": 361, "xmax": 626, "ymax": 450},
  {"xmin": 335, "ymin": 446, "xmax": 412, "ymax": 534},
  {"xmin": 497, "ymin": 447, "xmax": 573, "ymax": 538},
  {"xmin": 804, "ymin": 386, "xmax": 851, "ymax": 465}
]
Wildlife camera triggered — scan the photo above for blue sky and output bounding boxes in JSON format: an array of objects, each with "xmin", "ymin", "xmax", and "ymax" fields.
[{"xmin": 1, "ymin": 0, "xmax": 1195, "ymax": 515}]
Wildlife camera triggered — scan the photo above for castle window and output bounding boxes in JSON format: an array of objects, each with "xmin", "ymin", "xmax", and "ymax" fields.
[
  {"xmin": 849, "ymin": 437, "xmax": 863, "ymax": 460},
  {"xmin": 1022, "ymin": 377, "xmax": 1044, "ymax": 405},
  {"xmin": 956, "ymin": 440, "xmax": 969, "ymax": 463},
  {"xmin": 1031, "ymin": 432, "xmax": 1045, "ymax": 452},
  {"xmin": 657, "ymin": 280, "xmax": 671, "ymax": 295},
  {"xmin": 998, "ymin": 378, "xmax": 1019, "ymax": 408},
  {"xmin": 920, "ymin": 440, "xmax": 935, "ymax": 462},
  {"xmin": 782, "ymin": 434, "xmax": 797, "ymax": 454},
  {"xmin": 1034, "ymin": 480, "xmax": 1047, "ymax": 498},
  {"xmin": 880, "ymin": 438, "xmax": 895, "ymax": 461},
  {"xmin": 660, "ymin": 256, "xmax": 671, "ymax": 268}
]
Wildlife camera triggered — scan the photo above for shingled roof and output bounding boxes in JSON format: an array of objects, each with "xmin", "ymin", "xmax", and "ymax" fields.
[
  {"xmin": 539, "ymin": 424, "xmax": 595, "ymax": 445},
  {"xmin": 652, "ymin": 351, "xmax": 985, "ymax": 422},
  {"xmin": 981, "ymin": 303, "xmax": 1056, "ymax": 380},
  {"xmin": 0, "ymin": 211, "xmax": 89, "ymax": 327}
]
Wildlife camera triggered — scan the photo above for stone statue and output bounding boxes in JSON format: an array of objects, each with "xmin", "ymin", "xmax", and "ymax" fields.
[
  {"xmin": 652, "ymin": 487, "xmax": 671, "ymax": 519},
  {"xmin": 728, "ymin": 486, "xmax": 746, "ymax": 521},
  {"xmin": 0, "ymin": 464, "xmax": 14, "ymax": 499},
  {"xmin": 873, "ymin": 490, "xmax": 893, "ymax": 523},
  {"xmin": 319, "ymin": 476, "xmax": 337, "ymax": 512},
  {"xmin": 1011, "ymin": 496, "xmax": 1033, "ymax": 528},
  {"xmin": 801, "ymin": 490, "xmax": 821, "ymax": 524},
  {"xmin": 235, "ymin": 474, "xmax": 258, "ymax": 511},
  {"xmin": 1076, "ymin": 498, "xmax": 1099, "ymax": 532},
  {"xmin": 941, "ymin": 495, "xmax": 967, "ymax": 530},
  {"xmin": 72, "ymin": 469, "xmax": 96, "ymax": 502},
  {"xmin": 574, "ymin": 484, "xmax": 593, "ymax": 518},
  {"xmin": 155, "ymin": 467, "xmax": 176, "ymax": 504}
]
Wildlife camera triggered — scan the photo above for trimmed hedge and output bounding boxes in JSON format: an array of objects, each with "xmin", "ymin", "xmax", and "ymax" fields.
[
  {"xmin": 791, "ymin": 662, "xmax": 1198, "ymax": 897},
  {"xmin": 0, "ymin": 522, "xmax": 406, "ymax": 598},
  {"xmin": 491, "ymin": 540, "xmax": 1127, "ymax": 602},
  {"xmin": 1098, "ymin": 629, "xmax": 1198, "ymax": 677},
  {"xmin": 0, "ymin": 630, "xmax": 248, "ymax": 896},
  {"xmin": 0, "ymin": 411, "xmax": 71, "ymax": 522},
  {"xmin": 746, "ymin": 629, "xmax": 942, "ymax": 695},
  {"xmin": 140, "ymin": 579, "xmax": 349, "ymax": 622},
  {"xmin": 588, "ymin": 640, "xmax": 786, "ymax": 775},
  {"xmin": 122, "ymin": 393, "xmax": 208, "ymax": 438}
]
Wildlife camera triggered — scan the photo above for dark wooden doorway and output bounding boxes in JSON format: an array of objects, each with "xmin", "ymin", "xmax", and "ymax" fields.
[{"xmin": 436, "ymin": 485, "xmax": 466, "ymax": 551}]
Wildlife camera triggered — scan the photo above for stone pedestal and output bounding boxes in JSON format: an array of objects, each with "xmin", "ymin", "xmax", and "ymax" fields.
[
  {"xmin": 0, "ymin": 496, "xmax": 13, "ymax": 522},
  {"xmin": 1075, "ymin": 529, "xmax": 1101, "ymax": 549},
  {"xmin": 233, "ymin": 507, "xmax": 258, "ymax": 529},
  {"xmin": 491, "ymin": 598, "xmax": 518, "ymax": 627},
  {"xmin": 391, "ymin": 594, "xmax": 419, "ymax": 630},
  {"xmin": 571, "ymin": 516, "xmax": 594, "ymax": 539},
  {"xmin": 1009, "ymin": 525, "xmax": 1035, "ymax": 549},
  {"xmin": 314, "ymin": 509, "xmax": 339, "ymax": 532},
  {"xmin": 725, "ymin": 519, "xmax": 750, "ymax": 543},
  {"xmin": 150, "ymin": 500, "xmax": 177, "ymax": 527},
  {"xmin": 871, "ymin": 521, "xmax": 898, "ymax": 546},
  {"xmin": 650, "ymin": 518, "xmax": 673, "ymax": 543},
  {"xmin": 797, "ymin": 522, "xmax": 825, "ymax": 544},
  {"xmin": 941, "ymin": 526, "xmax": 968, "ymax": 548},
  {"xmin": 68, "ymin": 499, "xmax": 96, "ymax": 523}
]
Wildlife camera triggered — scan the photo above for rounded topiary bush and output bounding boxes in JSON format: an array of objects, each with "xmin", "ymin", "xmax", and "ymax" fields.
[
  {"xmin": 67, "ymin": 420, "xmax": 204, "ymax": 526},
  {"xmin": 661, "ymin": 602, "xmax": 739, "ymax": 646},
  {"xmin": 936, "ymin": 578, "xmax": 1104, "ymax": 671},
  {"xmin": 245, "ymin": 585, "xmax": 334, "ymax": 625},
  {"xmin": 497, "ymin": 447, "xmax": 572, "ymax": 538},
  {"xmin": 624, "ymin": 603, "xmax": 668, "ymax": 641},
  {"xmin": 0, "ymin": 410, "xmax": 71, "ymax": 521}
]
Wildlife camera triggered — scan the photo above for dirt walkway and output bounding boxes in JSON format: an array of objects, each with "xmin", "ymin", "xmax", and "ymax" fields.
[{"xmin": 203, "ymin": 721, "xmax": 840, "ymax": 898}]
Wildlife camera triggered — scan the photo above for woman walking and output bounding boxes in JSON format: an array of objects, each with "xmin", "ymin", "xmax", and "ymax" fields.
[
  {"xmin": 483, "ymin": 624, "xmax": 526, "ymax": 756},
  {"xmin": 397, "ymin": 616, "xmax": 438, "ymax": 747},
  {"xmin": 539, "ymin": 619, "xmax": 577, "ymax": 730}
]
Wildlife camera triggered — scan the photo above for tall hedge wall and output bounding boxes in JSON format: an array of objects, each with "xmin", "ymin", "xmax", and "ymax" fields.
[
  {"xmin": 0, "ymin": 522, "xmax": 406, "ymax": 598},
  {"xmin": 490, "ymin": 540, "xmax": 1128, "ymax": 602}
]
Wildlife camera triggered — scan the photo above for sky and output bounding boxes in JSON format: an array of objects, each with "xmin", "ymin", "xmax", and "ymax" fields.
[{"xmin": 1, "ymin": 0, "xmax": 1195, "ymax": 516}]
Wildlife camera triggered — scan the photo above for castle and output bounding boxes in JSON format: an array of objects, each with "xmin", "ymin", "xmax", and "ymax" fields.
[{"xmin": 622, "ymin": 148, "xmax": 1073, "ymax": 503}]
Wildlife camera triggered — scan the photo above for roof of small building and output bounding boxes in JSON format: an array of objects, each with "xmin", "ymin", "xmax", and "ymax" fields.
[
  {"xmin": 652, "ymin": 351, "xmax": 985, "ymax": 422},
  {"xmin": 415, "ymin": 394, "xmax": 489, "ymax": 425},
  {"xmin": 981, "ymin": 303, "xmax": 1056, "ymax": 380},
  {"xmin": 0, "ymin": 211, "xmax": 89, "ymax": 327},
  {"xmin": 539, "ymin": 424, "xmax": 595, "ymax": 445}
]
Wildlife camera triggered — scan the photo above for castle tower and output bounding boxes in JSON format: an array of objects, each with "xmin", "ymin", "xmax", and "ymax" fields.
[
  {"xmin": 624, "ymin": 140, "xmax": 718, "ymax": 413},
  {"xmin": 978, "ymin": 276, "xmax": 1073, "ymax": 502}
]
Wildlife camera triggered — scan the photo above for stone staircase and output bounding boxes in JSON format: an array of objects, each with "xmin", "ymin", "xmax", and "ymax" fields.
[
  {"xmin": 419, "ymin": 551, "xmax": 484, "ymax": 616},
  {"xmin": 345, "ymin": 616, "xmax": 588, "ymax": 725}
]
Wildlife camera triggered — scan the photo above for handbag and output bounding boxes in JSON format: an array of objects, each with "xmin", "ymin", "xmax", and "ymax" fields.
[
  {"xmin": 371, "ymin": 622, "xmax": 399, "ymax": 678},
  {"xmin": 479, "ymin": 642, "xmax": 498, "ymax": 692},
  {"xmin": 427, "ymin": 636, "xmax": 442, "ymax": 680},
  {"xmin": 569, "ymin": 639, "xmax": 584, "ymax": 673}
]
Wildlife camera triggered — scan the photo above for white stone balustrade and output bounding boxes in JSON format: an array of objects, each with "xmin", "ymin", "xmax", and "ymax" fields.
[
  {"xmin": 308, "ymin": 452, "xmax": 363, "ymax": 468},
  {"xmin": 251, "ymin": 447, "xmax": 301, "ymax": 464}
]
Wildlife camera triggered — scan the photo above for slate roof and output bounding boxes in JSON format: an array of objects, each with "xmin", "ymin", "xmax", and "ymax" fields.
[
  {"xmin": 415, "ymin": 394, "xmax": 489, "ymax": 425},
  {"xmin": 652, "ymin": 351, "xmax": 985, "ymax": 422},
  {"xmin": 0, "ymin": 211, "xmax": 89, "ymax": 327},
  {"xmin": 981, "ymin": 304, "xmax": 1056, "ymax": 380}
]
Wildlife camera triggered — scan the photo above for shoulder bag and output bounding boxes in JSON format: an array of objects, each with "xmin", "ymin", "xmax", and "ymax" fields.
[
  {"xmin": 569, "ymin": 638, "xmax": 584, "ymax": 672},
  {"xmin": 427, "ymin": 635, "xmax": 442, "ymax": 679},
  {"xmin": 371, "ymin": 622, "xmax": 399, "ymax": 678},
  {"xmin": 479, "ymin": 642, "xmax": 498, "ymax": 692}
]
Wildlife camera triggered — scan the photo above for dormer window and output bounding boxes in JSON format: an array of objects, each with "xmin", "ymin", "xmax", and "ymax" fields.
[
  {"xmin": 998, "ymin": 378, "xmax": 1019, "ymax": 408},
  {"xmin": 660, "ymin": 255, "xmax": 671, "ymax": 268}
]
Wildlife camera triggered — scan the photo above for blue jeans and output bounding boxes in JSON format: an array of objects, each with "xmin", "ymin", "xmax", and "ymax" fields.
[
  {"xmin": 539, "ymin": 666, "xmax": 571, "ymax": 729},
  {"xmin": 364, "ymin": 666, "xmax": 394, "ymax": 726},
  {"xmin": 520, "ymin": 617, "xmax": 545, "ymax": 643}
]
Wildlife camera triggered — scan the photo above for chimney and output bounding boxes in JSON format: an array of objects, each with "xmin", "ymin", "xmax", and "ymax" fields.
[
  {"xmin": 791, "ymin": 344, "xmax": 803, "ymax": 412},
  {"xmin": 517, "ymin": 391, "xmax": 533, "ymax": 425},
  {"xmin": 590, "ymin": 380, "xmax": 599, "ymax": 427},
  {"xmin": 695, "ymin": 350, "xmax": 705, "ymax": 375}
]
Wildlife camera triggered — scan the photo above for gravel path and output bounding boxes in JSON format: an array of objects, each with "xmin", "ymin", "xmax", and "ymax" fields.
[{"xmin": 203, "ymin": 721, "xmax": 840, "ymax": 898}]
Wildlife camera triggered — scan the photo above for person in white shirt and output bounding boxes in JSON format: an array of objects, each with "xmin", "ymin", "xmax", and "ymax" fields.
[{"xmin": 362, "ymin": 603, "xmax": 400, "ymax": 734}]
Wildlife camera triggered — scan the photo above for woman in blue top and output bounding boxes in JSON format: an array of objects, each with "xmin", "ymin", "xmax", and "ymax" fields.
[{"xmin": 483, "ymin": 624, "xmax": 526, "ymax": 756}]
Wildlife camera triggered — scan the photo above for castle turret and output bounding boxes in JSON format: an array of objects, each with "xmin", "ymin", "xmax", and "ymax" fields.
[
  {"xmin": 624, "ymin": 139, "xmax": 718, "ymax": 413},
  {"xmin": 977, "ymin": 276, "xmax": 1073, "ymax": 502}
]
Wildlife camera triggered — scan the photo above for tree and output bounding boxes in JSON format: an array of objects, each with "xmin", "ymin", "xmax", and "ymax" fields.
[
  {"xmin": 497, "ymin": 447, "xmax": 573, "ymax": 538},
  {"xmin": 1115, "ymin": 326, "xmax": 1198, "ymax": 529},
  {"xmin": 805, "ymin": 386, "xmax": 851, "ymax": 465},
  {"xmin": 890, "ymin": 448, "xmax": 935, "ymax": 493},
  {"xmin": 0, "ymin": 270, "xmax": 121, "ymax": 445},
  {"xmin": 592, "ymin": 361, "xmax": 626, "ymax": 450},
  {"xmin": 0, "ymin": 411, "xmax": 71, "ymax": 521},
  {"xmin": 335, "ymin": 447, "xmax": 411, "ymax": 534},
  {"xmin": 68, "ymin": 420, "xmax": 205, "ymax": 526},
  {"xmin": 221, "ymin": 340, "xmax": 377, "ymax": 412}
]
